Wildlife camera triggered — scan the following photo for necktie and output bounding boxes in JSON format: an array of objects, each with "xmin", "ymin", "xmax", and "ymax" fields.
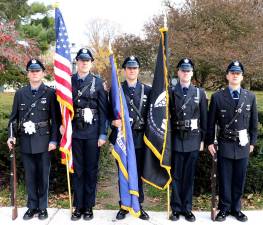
[
  {"xmin": 182, "ymin": 87, "xmax": 188, "ymax": 96},
  {"xmin": 232, "ymin": 90, "xmax": 239, "ymax": 105},
  {"xmin": 78, "ymin": 79, "xmax": 83, "ymax": 87},
  {"xmin": 129, "ymin": 87, "xmax": 135, "ymax": 97},
  {"xmin": 32, "ymin": 89, "xmax": 37, "ymax": 96}
]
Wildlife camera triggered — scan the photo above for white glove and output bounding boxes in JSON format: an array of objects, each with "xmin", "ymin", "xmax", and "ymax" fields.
[
  {"xmin": 83, "ymin": 108, "xmax": 93, "ymax": 124},
  {"xmin": 23, "ymin": 121, "xmax": 36, "ymax": 135}
]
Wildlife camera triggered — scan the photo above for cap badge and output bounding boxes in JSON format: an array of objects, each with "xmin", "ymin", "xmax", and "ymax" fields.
[
  {"xmin": 184, "ymin": 58, "xmax": 189, "ymax": 63},
  {"xmin": 82, "ymin": 49, "xmax": 88, "ymax": 53},
  {"xmin": 234, "ymin": 61, "xmax": 239, "ymax": 66},
  {"xmin": 31, "ymin": 59, "xmax": 37, "ymax": 64}
]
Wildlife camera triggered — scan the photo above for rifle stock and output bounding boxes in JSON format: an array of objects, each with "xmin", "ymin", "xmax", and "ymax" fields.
[
  {"xmin": 9, "ymin": 122, "xmax": 18, "ymax": 220},
  {"xmin": 211, "ymin": 125, "xmax": 218, "ymax": 221}
]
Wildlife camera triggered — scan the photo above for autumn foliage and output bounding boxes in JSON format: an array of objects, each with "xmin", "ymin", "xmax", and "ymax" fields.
[{"xmin": 0, "ymin": 20, "xmax": 40, "ymax": 72}]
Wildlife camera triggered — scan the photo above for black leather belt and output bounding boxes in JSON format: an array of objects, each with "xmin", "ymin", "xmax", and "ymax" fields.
[
  {"xmin": 35, "ymin": 121, "xmax": 49, "ymax": 128},
  {"xmin": 20, "ymin": 121, "xmax": 49, "ymax": 132},
  {"xmin": 175, "ymin": 120, "xmax": 191, "ymax": 128},
  {"xmin": 74, "ymin": 108, "xmax": 98, "ymax": 118},
  {"xmin": 220, "ymin": 129, "xmax": 239, "ymax": 141}
]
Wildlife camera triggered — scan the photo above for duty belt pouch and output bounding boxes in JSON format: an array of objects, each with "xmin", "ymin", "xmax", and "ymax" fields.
[{"xmin": 221, "ymin": 129, "xmax": 238, "ymax": 141}]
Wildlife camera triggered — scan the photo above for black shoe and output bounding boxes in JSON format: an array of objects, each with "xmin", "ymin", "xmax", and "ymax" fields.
[
  {"xmin": 170, "ymin": 211, "xmax": 180, "ymax": 221},
  {"xmin": 23, "ymin": 208, "xmax": 39, "ymax": 220},
  {"xmin": 116, "ymin": 208, "xmax": 128, "ymax": 220},
  {"xmin": 139, "ymin": 207, "xmax": 149, "ymax": 220},
  {"xmin": 215, "ymin": 210, "xmax": 229, "ymax": 222},
  {"xmin": 38, "ymin": 209, "xmax": 48, "ymax": 220},
  {"xmin": 182, "ymin": 211, "xmax": 196, "ymax": 222},
  {"xmin": 83, "ymin": 208, "xmax": 94, "ymax": 220},
  {"xmin": 71, "ymin": 208, "xmax": 82, "ymax": 221},
  {"xmin": 231, "ymin": 211, "xmax": 248, "ymax": 222}
]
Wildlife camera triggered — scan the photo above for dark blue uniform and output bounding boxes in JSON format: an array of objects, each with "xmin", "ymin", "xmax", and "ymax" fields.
[
  {"xmin": 170, "ymin": 83, "xmax": 207, "ymax": 213},
  {"xmin": 110, "ymin": 80, "xmax": 151, "ymax": 205},
  {"xmin": 8, "ymin": 83, "xmax": 60, "ymax": 210},
  {"xmin": 121, "ymin": 80, "xmax": 151, "ymax": 204},
  {"xmin": 71, "ymin": 72, "xmax": 108, "ymax": 211},
  {"xmin": 207, "ymin": 87, "xmax": 258, "ymax": 213}
]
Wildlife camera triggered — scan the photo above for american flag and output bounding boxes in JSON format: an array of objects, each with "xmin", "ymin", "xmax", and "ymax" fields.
[{"xmin": 54, "ymin": 7, "xmax": 74, "ymax": 172}]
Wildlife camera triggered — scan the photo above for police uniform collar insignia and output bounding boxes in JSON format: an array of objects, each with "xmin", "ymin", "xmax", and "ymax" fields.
[
  {"xmin": 82, "ymin": 49, "xmax": 88, "ymax": 53},
  {"xmin": 184, "ymin": 58, "xmax": 189, "ymax": 63},
  {"xmin": 234, "ymin": 61, "xmax": 239, "ymax": 66},
  {"xmin": 32, "ymin": 59, "xmax": 37, "ymax": 64}
]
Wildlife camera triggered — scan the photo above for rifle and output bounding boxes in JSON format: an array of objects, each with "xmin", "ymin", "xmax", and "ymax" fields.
[
  {"xmin": 211, "ymin": 124, "xmax": 218, "ymax": 221},
  {"xmin": 9, "ymin": 122, "xmax": 18, "ymax": 220}
]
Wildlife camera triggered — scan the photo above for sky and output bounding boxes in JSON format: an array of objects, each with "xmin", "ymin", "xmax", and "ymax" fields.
[{"xmin": 28, "ymin": 0, "xmax": 183, "ymax": 47}]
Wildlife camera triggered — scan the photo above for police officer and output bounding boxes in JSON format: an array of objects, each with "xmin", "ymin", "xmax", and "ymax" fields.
[
  {"xmin": 7, "ymin": 59, "xmax": 60, "ymax": 220},
  {"xmin": 169, "ymin": 58, "xmax": 207, "ymax": 222},
  {"xmin": 66, "ymin": 48, "xmax": 108, "ymax": 221},
  {"xmin": 207, "ymin": 61, "xmax": 258, "ymax": 222},
  {"xmin": 111, "ymin": 56, "xmax": 150, "ymax": 220}
]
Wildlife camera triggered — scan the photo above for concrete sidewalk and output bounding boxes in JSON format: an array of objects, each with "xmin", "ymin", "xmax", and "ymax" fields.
[{"xmin": 0, "ymin": 207, "xmax": 262, "ymax": 225}]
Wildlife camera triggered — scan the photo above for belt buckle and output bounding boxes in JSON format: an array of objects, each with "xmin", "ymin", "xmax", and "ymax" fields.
[{"xmin": 185, "ymin": 120, "xmax": 190, "ymax": 128}]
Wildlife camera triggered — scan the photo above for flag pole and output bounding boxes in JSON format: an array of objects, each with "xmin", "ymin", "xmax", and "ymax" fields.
[
  {"xmin": 65, "ymin": 152, "xmax": 72, "ymax": 214},
  {"xmin": 167, "ymin": 185, "xmax": 170, "ymax": 219},
  {"xmin": 53, "ymin": 2, "xmax": 73, "ymax": 214},
  {"xmin": 163, "ymin": 12, "xmax": 171, "ymax": 219},
  {"xmin": 60, "ymin": 105, "xmax": 73, "ymax": 215}
]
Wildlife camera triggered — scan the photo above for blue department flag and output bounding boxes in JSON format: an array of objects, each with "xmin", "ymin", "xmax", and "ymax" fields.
[
  {"xmin": 142, "ymin": 27, "xmax": 172, "ymax": 189},
  {"xmin": 109, "ymin": 52, "xmax": 141, "ymax": 217}
]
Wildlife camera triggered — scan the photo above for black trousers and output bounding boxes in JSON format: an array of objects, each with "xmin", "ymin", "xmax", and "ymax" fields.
[
  {"xmin": 170, "ymin": 150, "xmax": 199, "ymax": 212},
  {"xmin": 21, "ymin": 151, "xmax": 50, "ymax": 210},
  {"xmin": 117, "ymin": 147, "xmax": 145, "ymax": 205},
  {"xmin": 217, "ymin": 154, "xmax": 248, "ymax": 212},
  {"xmin": 72, "ymin": 138, "xmax": 100, "ymax": 209}
]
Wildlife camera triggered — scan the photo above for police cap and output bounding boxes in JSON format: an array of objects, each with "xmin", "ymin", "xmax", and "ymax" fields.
[
  {"xmin": 122, "ymin": 56, "xmax": 140, "ymax": 69},
  {"xmin": 226, "ymin": 60, "xmax": 244, "ymax": 73},
  {"xmin": 26, "ymin": 59, "xmax": 45, "ymax": 71},
  {"xmin": 176, "ymin": 58, "xmax": 194, "ymax": 71},
  {"xmin": 76, "ymin": 48, "xmax": 94, "ymax": 61}
]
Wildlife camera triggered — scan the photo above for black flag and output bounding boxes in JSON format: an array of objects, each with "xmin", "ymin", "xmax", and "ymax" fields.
[{"xmin": 142, "ymin": 27, "xmax": 172, "ymax": 189}]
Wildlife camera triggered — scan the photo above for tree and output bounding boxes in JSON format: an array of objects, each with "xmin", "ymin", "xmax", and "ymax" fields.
[
  {"xmin": 83, "ymin": 19, "xmax": 120, "ymax": 83},
  {"xmin": 113, "ymin": 34, "xmax": 156, "ymax": 83},
  {"xmin": 0, "ymin": 2, "xmax": 55, "ymax": 86},
  {"xmin": 143, "ymin": 0, "xmax": 263, "ymax": 89},
  {"xmin": 0, "ymin": 19, "xmax": 40, "ymax": 86},
  {"xmin": 19, "ymin": 2, "xmax": 55, "ymax": 52},
  {"xmin": 0, "ymin": 0, "xmax": 29, "ymax": 23}
]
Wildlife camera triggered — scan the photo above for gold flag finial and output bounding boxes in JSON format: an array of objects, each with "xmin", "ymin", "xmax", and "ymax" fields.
[
  {"xmin": 160, "ymin": 11, "xmax": 168, "ymax": 32},
  {"xmin": 164, "ymin": 13, "xmax": 167, "ymax": 29},
  {"xmin": 109, "ymin": 40, "xmax": 113, "ymax": 55},
  {"xmin": 52, "ymin": 2, "xmax": 59, "ymax": 9}
]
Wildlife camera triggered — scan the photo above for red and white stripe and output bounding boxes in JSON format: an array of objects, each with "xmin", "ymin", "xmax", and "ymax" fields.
[{"xmin": 54, "ymin": 52, "xmax": 74, "ymax": 172}]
